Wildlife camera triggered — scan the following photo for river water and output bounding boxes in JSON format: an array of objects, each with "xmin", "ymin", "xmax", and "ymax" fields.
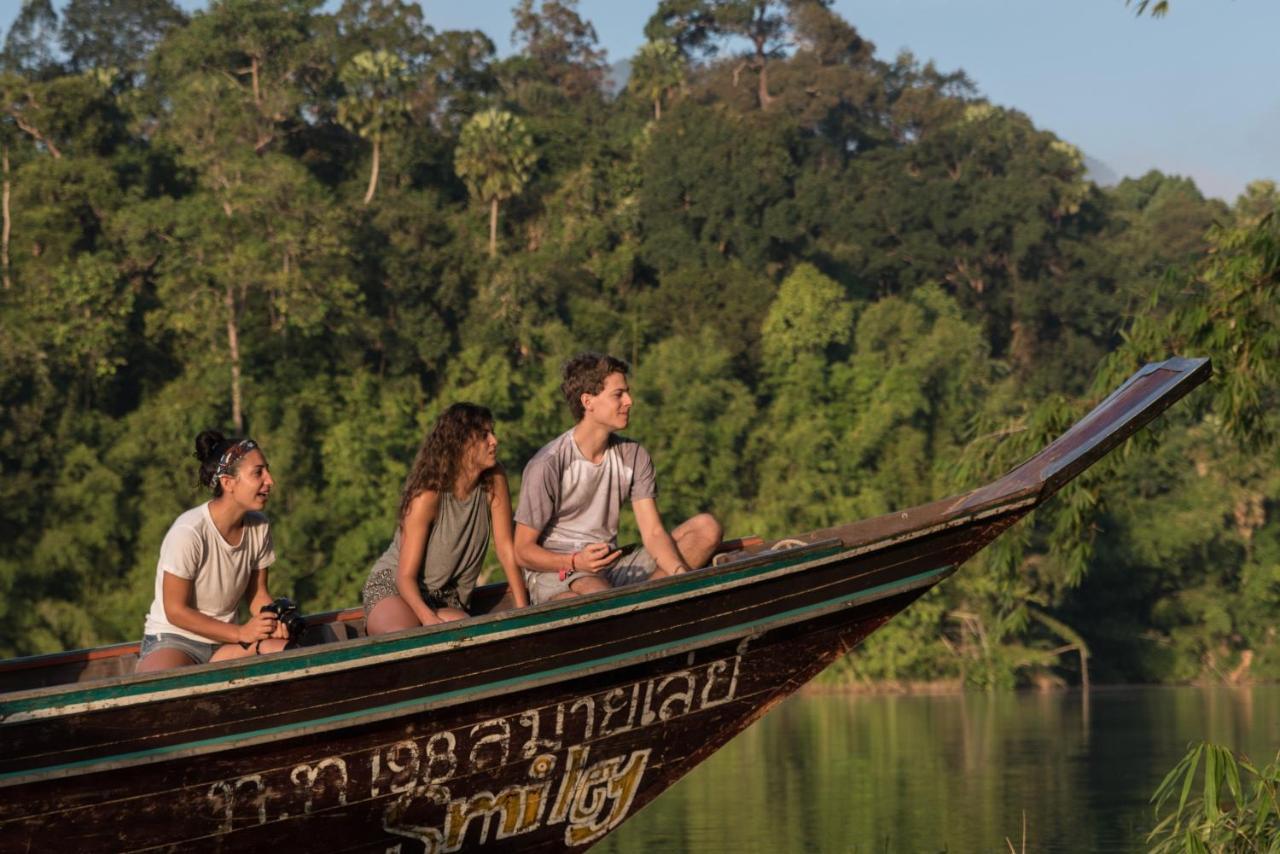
[{"xmin": 599, "ymin": 685, "xmax": 1279, "ymax": 853}]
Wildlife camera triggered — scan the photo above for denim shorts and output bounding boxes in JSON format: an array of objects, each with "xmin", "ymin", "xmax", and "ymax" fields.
[
  {"xmin": 139, "ymin": 632, "xmax": 221, "ymax": 665},
  {"xmin": 602, "ymin": 545, "xmax": 659, "ymax": 587},
  {"xmin": 523, "ymin": 544, "xmax": 658, "ymax": 605}
]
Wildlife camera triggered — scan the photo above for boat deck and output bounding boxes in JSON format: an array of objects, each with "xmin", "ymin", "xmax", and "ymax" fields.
[{"xmin": 0, "ymin": 537, "xmax": 777, "ymax": 695}]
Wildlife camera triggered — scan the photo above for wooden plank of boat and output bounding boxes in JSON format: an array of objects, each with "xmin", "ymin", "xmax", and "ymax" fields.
[
  {"xmin": 0, "ymin": 357, "xmax": 1209, "ymax": 853},
  {"xmin": 0, "ymin": 538, "xmax": 768, "ymax": 694}
]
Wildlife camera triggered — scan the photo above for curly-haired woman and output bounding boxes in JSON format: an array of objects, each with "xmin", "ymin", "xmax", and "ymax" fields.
[
  {"xmin": 362, "ymin": 403, "xmax": 529, "ymax": 635},
  {"xmin": 137, "ymin": 431, "xmax": 291, "ymax": 673}
]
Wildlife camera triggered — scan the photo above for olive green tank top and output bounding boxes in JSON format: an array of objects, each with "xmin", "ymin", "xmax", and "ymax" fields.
[{"xmin": 371, "ymin": 487, "xmax": 491, "ymax": 606}]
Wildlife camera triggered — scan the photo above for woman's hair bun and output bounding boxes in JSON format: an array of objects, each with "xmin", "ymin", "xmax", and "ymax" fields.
[{"xmin": 194, "ymin": 430, "xmax": 227, "ymax": 464}]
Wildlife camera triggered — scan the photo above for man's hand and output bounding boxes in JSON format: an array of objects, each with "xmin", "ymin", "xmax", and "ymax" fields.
[{"xmin": 574, "ymin": 542, "xmax": 621, "ymax": 573}]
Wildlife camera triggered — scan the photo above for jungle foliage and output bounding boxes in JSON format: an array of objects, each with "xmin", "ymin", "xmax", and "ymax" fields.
[
  {"xmin": 0, "ymin": 0, "xmax": 1275, "ymax": 689},
  {"xmin": 1148, "ymin": 742, "xmax": 1280, "ymax": 853}
]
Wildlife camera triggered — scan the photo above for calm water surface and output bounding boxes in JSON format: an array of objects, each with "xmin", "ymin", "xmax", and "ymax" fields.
[{"xmin": 599, "ymin": 685, "xmax": 1280, "ymax": 853}]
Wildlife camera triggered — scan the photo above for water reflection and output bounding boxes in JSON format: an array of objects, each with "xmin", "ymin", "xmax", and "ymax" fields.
[{"xmin": 600, "ymin": 685, "xmax": 1279, "ymax": 853}]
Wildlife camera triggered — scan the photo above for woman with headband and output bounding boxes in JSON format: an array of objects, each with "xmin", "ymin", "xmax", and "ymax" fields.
[
  {"xmin": 362, "ymin": 403, "xmax": 529, "ymax": 635},
  {"xmin": 136, "ymin": 430, "xmax": 291, "ymax": 672}
]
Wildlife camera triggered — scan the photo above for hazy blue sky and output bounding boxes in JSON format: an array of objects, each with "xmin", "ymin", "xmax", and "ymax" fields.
[{"xmin": 3, "ymin": 0, "xmax": 1275, "ymax": 201}]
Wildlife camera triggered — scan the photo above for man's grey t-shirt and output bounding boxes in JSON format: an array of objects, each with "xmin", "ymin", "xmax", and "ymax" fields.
[{"xmin": 515, "ymin": 429, "xmax": 657, "ymax": 554}]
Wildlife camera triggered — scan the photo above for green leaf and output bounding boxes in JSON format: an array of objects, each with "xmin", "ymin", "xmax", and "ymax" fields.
[
  {"xmin": 1204, "ymin": 745, "xmax": 1219, "ymax": 820},
  {"xmin": 1178, "ymin": 745, "xmax": 1202, "ymax": 818}
]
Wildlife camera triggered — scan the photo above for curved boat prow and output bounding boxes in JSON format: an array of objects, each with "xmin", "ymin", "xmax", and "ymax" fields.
[
  {"xmin": 952, "ymin": 356, "xmax": 1211, "ymax": 515},
  {"xmin": 793, "ymin": 356, "xmax": 1210, "ymax": 556}
]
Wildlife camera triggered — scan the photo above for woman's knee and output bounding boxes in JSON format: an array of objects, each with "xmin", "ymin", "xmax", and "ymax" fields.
[
  {"xmin": 136, "ymin": 648, "xmax": 197, "ymax": 673},
  {"xmin": 210, "ymin": 637, "xmax": 290, "ymax": 662},
  {"xmin": 210, "ymin": 642, "xmax": 251, "ymax": 662},
  {"xmin": 436, "ymin": 607, "xmax": 469, "ymax": 622},
  {"xmin": 366, "ymin": 596, "xmax": 420, "ymax": 636}
]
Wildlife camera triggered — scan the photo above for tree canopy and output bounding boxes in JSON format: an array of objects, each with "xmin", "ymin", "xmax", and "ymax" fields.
[{"xmin": 0, "ymin": 0, "xmax": 1275, "ymax": 690}]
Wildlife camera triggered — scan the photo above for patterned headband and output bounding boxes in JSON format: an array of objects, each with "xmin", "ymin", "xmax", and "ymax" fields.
[{"xmin": 210, "ymin": 439, "xmax": 259, "ymax": 488}]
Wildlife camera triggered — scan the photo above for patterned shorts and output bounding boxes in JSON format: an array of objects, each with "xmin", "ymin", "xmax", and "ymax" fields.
[{"xmin": 362, "ymin": 564, "xmax": 466, "ymax": 615}]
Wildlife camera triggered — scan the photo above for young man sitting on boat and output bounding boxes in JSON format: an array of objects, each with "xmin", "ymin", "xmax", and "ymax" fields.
[{"xmin": 514, "ymin": 352, "xmax": 723, "ymax": 603}]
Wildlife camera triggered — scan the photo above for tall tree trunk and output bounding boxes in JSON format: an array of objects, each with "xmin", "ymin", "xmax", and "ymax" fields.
[
  {"xmin": 752, "ymin": 27, "xmax": 774, "ymax": 110},
  {"xmin": 363, "ymin": 138, "xmax": 380, "ymax": 205},
  {"xmin": 488, "ymin": 197, "xmax": 498, "ymax": 259},
  {"xmin": 654, "ymin": 98, "xmax": 661, "ymax": 121},
  {"xmin": 756, "ymin": 57, "xmax": 774, "ymax": 109},
  {"xmin": 2, "ymin": 145, "xmax": 10, "ymax": 290},
  {"xmin": 225, "ymin": 283, "xmax": 243, "ymax": 433}
]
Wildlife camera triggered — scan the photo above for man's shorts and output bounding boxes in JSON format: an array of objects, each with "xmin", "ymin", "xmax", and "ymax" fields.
[
  {"xmin": 524, "ymin": 545, "xmax": 658, "ymax": 605},
  {"xmin": 139, "ymin": 632, "xmax": 221, "ymax": 665}
]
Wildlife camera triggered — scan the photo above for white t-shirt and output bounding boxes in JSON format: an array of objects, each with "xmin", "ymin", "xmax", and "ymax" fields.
[
  {"xmin": 143, "ymin": 503, "xmax": 277, "ymax": 642},
  {"xmin": 514, "ymin": 430, "xmax": 657, "ymax": 554}
]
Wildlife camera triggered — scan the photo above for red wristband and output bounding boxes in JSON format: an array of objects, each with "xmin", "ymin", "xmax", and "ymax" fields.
[{"xmin": 559, "ymin": 552, "xmax": 578, "ymax": 582}]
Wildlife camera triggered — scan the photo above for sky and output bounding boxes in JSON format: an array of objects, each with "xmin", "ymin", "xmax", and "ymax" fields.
[{"xmin": 1, "ymin": 0, "xmax": 1275, "ymax": 201}]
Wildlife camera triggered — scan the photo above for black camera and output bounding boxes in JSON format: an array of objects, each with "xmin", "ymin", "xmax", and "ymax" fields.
[{"xmin": 260, "ymin": 597, "xmax": 307, "ymax": 640}]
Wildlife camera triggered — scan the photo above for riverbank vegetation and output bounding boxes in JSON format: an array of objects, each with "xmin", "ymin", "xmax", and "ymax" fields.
[
  {"xmin": 0, "ymin": 0, "xmax": 1275, "ymax": 688},
  {"xmin": 1148, "ymin": 742, "xmax": 1280, "ymax": 853}
]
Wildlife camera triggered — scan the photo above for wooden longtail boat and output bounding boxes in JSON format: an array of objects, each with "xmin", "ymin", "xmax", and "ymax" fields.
[{"xmin": 0, "ymin": 357, "xmax": 1209, "ymax": 853}]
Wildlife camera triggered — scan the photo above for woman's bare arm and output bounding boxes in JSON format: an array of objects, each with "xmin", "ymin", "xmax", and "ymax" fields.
[
  {"xmin": 397, "ymin": 490, "xmax": 442, "ymax": 625},
  {"xmin": 162, "ymin": 572, "xmax": 278, "ymax": 644},
  {"xmin": 489, "ymin": 469, "xmax": 529, "ymax": 607}
]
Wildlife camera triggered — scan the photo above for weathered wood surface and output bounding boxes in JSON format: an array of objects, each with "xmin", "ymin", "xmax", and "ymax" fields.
[
  {"xmin": 0, "ymin": 357, "xmax": 1210, "ymax": 852},
  {"xmin": 1, "ymin": 593, "xmax": 921, "ymax": 852},
  {"xmin": 0, "ymin": 517, "xmax": 1009, "ymax": 852}
]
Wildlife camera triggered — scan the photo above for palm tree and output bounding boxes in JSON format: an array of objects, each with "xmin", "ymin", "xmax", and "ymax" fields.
[
  {"xmin": 454, "ymin": 109, "xmax": 537, "ymax": 258},
  {"xmin": 630, "ymin": 40, "xmax": 685, "ymax": 121},
  {"xmin": 337, "ymin": 50, "xmax": 411, "ymax": 205}
]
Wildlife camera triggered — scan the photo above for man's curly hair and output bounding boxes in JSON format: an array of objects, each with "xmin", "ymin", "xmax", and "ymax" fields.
[
  {"xmin": 399, "ymin": 403, "xmax": 495, "ymax": 521},
  {"xmin": 561, "ymin": 353, "xmax": 629, "ymax": 421}
]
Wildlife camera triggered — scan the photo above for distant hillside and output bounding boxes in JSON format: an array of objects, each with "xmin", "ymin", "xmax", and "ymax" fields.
[
  {"xmin": 606, "ymin": 58, "xmax": 631, "ymax": 97},
  {"xmin": 1084, "ymin": 154, "xmax": 1118, "ymax": 187}
]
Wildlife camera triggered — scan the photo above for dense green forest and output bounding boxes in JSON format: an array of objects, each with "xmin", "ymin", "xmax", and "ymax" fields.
[{"xmin": 0, "ymin": 0, "xmax": 1276, "ymax": 688}]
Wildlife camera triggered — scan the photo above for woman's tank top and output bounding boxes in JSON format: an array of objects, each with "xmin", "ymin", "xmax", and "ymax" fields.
[{"xmin": 370, "ymin": 487, "xmax": 491, "ymax": 606}]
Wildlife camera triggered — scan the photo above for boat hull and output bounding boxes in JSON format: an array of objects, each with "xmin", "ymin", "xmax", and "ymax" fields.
[
  {"xmin": 3, "ymin": 588, "xmax": 926, "ymax": 852},
  {"xmin": 0, "ymin": 512, "xmax": 1020, "ymax": 852}
]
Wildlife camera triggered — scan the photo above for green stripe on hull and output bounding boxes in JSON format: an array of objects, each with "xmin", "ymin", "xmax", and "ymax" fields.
[
  {"xmin": 1, "ymin": 545, "xmax": 843, "ymax": 716},
  {"xmin": 0, "ymin": 564, "xmax": 951, "ymax": 784}
]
